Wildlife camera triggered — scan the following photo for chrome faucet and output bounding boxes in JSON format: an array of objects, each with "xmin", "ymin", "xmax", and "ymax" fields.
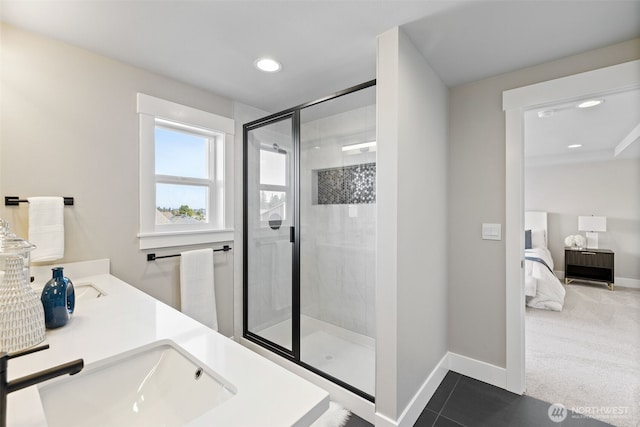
[{"xmin": 0, "ymin": 344, "xmax": 83, "ymax": 427}]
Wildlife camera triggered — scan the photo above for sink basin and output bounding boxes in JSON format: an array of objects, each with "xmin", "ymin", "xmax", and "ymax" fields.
[
  {"xmin": 38, "ymin": 341, "xmax": 236, "ymax": 427},
  {"xmin": 74, "ymin": 282, "xmax": 106, "ymax": 300}
]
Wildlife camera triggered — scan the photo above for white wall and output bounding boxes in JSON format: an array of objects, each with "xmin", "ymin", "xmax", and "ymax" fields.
[
  {"xmin": 448, "ymin": 38, "xmax": 640, "ymax": 367},
  {"xmin": 376, "ymin": 27, "xmax": 448, "ymax": 425},
  {"xmin": 525, "ymin": 158, "xmax": 640, "ymax": 283},
  {"xmin": 0, "ymin": 23, "xmax": 236, "ymax": 336}
]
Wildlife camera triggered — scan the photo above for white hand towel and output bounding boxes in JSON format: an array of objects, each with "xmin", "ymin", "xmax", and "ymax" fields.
[
  {"xmin": 180, "ymin": 248, "xmax": 218, "ymax": 331},
  {"xmin": 27, "ymin": 197, "xmax": 65, "ymax": 262}
]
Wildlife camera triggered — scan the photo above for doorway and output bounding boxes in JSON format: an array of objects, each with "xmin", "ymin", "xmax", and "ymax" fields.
[{"xmin": 504, "ymin": 60, "xmax": 640, "ymax": 394}]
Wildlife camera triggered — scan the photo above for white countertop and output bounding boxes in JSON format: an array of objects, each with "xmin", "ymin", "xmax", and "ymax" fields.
[{"xmin": 7, "ymin": 260, "xmax": 329, "ymax": 426}]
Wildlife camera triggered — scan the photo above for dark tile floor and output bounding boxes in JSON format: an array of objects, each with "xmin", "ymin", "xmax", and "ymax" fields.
[{"xmin": 344, "ymin": 371, "xmax": 612, "ymax": 427}]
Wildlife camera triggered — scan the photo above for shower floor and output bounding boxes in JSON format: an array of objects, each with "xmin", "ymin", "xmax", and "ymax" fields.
[{"xmin": 257, "ymin": 315, "xmax": 375, "ymax": 396}]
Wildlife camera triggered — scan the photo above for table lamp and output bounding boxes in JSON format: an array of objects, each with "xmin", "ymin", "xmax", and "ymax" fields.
[{"xmin": 578, "ymin": 215, "xmax": 606, "ymax": 249}]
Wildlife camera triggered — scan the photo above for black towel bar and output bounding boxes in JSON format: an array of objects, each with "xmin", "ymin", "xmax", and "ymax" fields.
[
  {"xmin": 5, "ymin": 196, "xmax": 74, "ymax": 206},
  {"xmin": 147, "ymin": 245, "xmax": 232, "ymax": 261}
]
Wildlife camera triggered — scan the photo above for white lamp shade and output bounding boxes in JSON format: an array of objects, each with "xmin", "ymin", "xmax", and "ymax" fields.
[{"xmin": 578, "ymin": 216, "xmax": 607, "ymax": 232}]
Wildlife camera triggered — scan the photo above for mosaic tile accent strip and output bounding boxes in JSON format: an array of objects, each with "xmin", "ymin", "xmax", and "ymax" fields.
[{"xmin": 316, "ymin": 162, "xmax": 376, "ymax": 204}]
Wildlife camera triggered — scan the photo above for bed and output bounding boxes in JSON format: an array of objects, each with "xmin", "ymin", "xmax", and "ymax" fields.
[{"xmin": 524, "ymin": 211, "xmax": 565, "ymax": 311}]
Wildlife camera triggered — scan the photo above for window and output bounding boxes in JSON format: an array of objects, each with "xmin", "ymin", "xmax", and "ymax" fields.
[
  {"xmin": 154, "ymin": 123, "xmax": 217, "ymax": 226},
  {"xmin": 259, "ymin": 147, "xmax": 290, "ymax": 224},
  {"xmin": 137, "ymin": 93, "xmax": 234, "ymax": 249}
]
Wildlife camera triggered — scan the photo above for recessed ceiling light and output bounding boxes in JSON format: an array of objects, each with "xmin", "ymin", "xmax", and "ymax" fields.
[
  {"xmin": 577, "ymin": 99, "xmax": 603, "ymax": 108},
  {"xmin": 255, "ymin": 58, "xmax": 281, "ymax": 72},
  {"xmin": 568, "ymin": 144, "xmax": 582, "ymax": 149}
]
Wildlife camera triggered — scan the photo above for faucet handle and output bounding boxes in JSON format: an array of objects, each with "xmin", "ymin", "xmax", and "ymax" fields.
[{"xmin": 7, "ymin": 344, "xmax": 50, "ymax": 360}]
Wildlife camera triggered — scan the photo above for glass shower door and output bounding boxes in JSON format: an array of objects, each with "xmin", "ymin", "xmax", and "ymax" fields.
[
  {"xmin": 243, "ymin": 81, "xmax": 376, "ymax": 401},
  {"xmin": 244, "ymin": 114, "xmax": 297, "ymax": 354},
  {"xmin": 299, "ymin": 85, "xmax": 377, "ymax": 397}
]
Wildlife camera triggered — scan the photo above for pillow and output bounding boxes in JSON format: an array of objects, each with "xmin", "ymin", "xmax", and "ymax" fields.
[
  {"xmin": 524, "ymin": 230, "xmax": 532, "ymax": 249},
  {"xmin": 531, "ymin": 229, "xmax": 546, "ymax": 248}
]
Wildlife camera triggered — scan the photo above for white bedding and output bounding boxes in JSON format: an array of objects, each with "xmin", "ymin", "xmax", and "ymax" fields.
[{"xmin": 525, "ymin": 246, "xmax": 565, "ymax": 311}]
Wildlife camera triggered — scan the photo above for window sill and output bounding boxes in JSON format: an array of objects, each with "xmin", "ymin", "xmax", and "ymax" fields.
[{"xmin": 138, "ymin": 229, "xmax": 234, "ymax": 250}]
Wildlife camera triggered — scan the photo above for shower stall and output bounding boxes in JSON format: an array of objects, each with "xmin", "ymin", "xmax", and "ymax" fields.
[{"xmin": 243, "ymin": 81, "xmax": 376, "ymax": 399}]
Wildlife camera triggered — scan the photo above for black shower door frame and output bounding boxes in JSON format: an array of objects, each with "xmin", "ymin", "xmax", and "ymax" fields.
[{"xmin": 242, "ymin": 79, "xmax": 376, "ymax": 402}]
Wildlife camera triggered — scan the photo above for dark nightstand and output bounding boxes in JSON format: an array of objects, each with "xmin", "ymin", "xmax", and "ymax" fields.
[{"xmin": 564, "ymin": 247, "xmax": 615, "ymax": 290}]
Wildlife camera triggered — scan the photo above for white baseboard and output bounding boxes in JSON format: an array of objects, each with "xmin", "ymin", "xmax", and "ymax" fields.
[
  {"xmin": 615, "ymin": 277, "xmax": 640, "ymax": 289},
  {"xmin": 395, "ymin": 353, "xmax": 449, "ymax": 427},
  {"xmin": 374, "ymin": 412, "xmax": 398, "ymax": 427},
  {"xmin": 374, "ymin": 353, "xmax": 448, "ymax": 427},
  {"xmin": 447, "ymin": 352, "xmax": 507, "ymax": 389},
  {"xmin": 375, "ymin": 352, "xmax": 503, "ymax": 427}
]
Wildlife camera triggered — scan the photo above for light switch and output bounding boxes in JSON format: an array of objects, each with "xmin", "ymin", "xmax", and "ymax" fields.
[{"xmin": 482, "ymin": 223, "xmax": 502, "ymax": 240}]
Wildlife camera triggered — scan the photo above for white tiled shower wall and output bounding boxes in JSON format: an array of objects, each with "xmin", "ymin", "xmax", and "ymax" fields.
[{"xmin": 300, "ymin": 103, "xmax": 376, "ymax": 338}]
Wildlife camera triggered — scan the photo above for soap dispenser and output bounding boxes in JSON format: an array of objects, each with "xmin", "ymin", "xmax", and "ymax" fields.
[{"xmin": 41, "ymin": 267, "xmax": 75, "ymax": 329}]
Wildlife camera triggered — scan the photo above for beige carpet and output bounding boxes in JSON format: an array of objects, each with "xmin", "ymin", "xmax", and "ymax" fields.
[{"xmin": 525, "ymin": 282, "xmax": 640, "ymax": 427}]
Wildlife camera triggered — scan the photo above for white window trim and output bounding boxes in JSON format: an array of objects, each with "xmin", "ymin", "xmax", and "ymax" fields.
[{"xmin": 137, "ymin": 93, "xmax": 234, "ymax": 250}]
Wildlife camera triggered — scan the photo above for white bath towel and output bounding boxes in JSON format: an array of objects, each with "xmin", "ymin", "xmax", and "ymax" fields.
[
  {"xmin": 180, "ymin": 248, "xmax": 218, "ymax": 331},
  {"xmin": 27, "ymin": 196, "xmax": 65, "ymax": 262}
]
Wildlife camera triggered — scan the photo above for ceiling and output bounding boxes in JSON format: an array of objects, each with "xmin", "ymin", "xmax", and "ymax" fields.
[
  {"xmin": 525, "ymin": 89, "xmax": 640, "ymax": 166},
  {"xmin": 1, "ymin": 0, "xmax": 639, "ymax": 162}
]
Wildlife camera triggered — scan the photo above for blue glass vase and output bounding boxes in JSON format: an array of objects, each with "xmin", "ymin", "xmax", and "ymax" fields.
[{"xmin": 41, "ymin": 267, "xmax": 75, "ymax": 329}]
